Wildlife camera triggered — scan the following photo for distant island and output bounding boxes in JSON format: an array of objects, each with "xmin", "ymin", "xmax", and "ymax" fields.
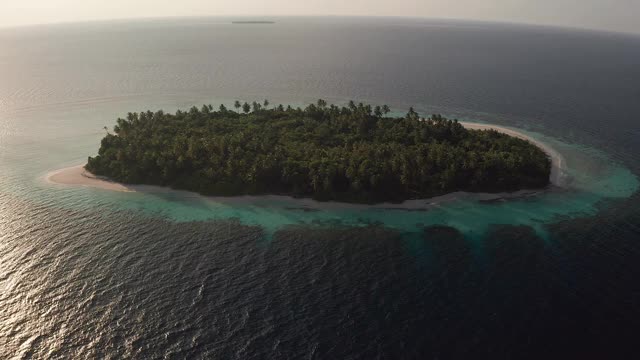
[
  {"xmin": 231, "ymin": 21, "xmax": 275, "ymax": 24},
  {"xmin": 85, "ymin": 100, "xmax": 551, "ymax": 203}
]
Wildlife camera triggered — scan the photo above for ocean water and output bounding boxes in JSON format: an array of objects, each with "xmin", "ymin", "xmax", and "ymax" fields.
[{"xmin": 1, "ymin": 17, "xmax": 640, "ymax": 358}]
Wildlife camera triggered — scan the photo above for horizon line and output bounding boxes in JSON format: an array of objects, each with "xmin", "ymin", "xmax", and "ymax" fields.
[{"xmin": 1, "ymin": 14, "xmax": 638, "ymax": 38}]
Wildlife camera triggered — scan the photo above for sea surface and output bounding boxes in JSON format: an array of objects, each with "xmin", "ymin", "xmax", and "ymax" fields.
[{"xmin": 1, "ymin": 17, "xmax": 640, "ymax": 358}]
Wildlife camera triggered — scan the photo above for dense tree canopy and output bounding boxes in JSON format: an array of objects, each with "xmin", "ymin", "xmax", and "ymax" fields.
[{"xmin": 86, "ymin": 100, "xmax": 551, "ymax": 203}]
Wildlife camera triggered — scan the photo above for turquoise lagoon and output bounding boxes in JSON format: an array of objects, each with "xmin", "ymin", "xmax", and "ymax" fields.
[{"xmin": 2, "ymin": 96, "xmax": 636, "ymax": 242}]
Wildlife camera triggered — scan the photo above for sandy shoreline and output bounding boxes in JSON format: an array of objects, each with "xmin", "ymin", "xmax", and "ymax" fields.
[
  {"xmin": 459, "ymin": 122, "xmax": 566, "ymax": 186},
  {"xmin": 45, "ymin": 122, "xmax": 567, "ymax": 207},
  {"xmin": 46, "ymin": 165, "xmax": 133, "ymax": 192}
]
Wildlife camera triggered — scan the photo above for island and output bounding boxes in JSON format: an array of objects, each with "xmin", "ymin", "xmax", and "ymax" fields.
[
  {"xmin": 231, "ymin": 21, "xmax": 275, "ymax": 24},
  {"xmin": 81, "ymin": 100, "xmax": 551, "ymax": 203}
]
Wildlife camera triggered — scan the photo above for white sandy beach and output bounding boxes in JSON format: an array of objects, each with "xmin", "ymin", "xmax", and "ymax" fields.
[
  {"xmin": 459, "ymin": 122, "xmax": 566, "ymax": 186},
  {"xmin": 46, "ymin": 164, "xmax": 133, "ymax": 192},
  {"xmin": 45, "ymin": 123, "xmax": 567, "ymax": 203}
]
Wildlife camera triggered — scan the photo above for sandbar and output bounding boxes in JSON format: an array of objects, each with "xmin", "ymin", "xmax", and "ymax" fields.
[{"xmin": 46, "ymin": 164, "xmax": 132, "ymax": 192}]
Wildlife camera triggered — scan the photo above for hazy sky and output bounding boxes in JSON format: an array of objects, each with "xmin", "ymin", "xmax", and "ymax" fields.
[{"xmin": 3, "ymin": 0, "xmax": 639, "ymax": 34}]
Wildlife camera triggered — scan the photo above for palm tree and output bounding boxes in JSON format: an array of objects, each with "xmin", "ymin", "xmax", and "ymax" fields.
[
  {"xmin": 242, "ymin": 102, "xmax": 251, "ymax": 113},
  {"xmin": 407, "ymin": 107, "xmax": 419, "ymax": 121},
  {"xmin": 234, "ymin": 100, "xmax": 241, "ymax": 112},
  {"xmin": 263, "ymin": 99, "xmax": 269, "ymax": 109},
  {"xmin": 382, "ymin": 105, "xmax": 390, "ymax": 115},
  {"xmin": 374, "ymin": 105, "xmax": 382, "ymax": 117}
]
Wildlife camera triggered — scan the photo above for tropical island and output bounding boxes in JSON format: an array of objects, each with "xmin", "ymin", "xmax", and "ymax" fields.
[
  {"xmin": 83, "ymin": 100, "xmax": 551, "ymax": 203},
  {"xmin": 231, "ymin": 21, "xmax": 275, "ymax": 24}
]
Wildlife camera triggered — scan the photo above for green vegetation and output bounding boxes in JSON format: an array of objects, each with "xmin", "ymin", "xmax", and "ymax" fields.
[{"xmin": 86, "ymin": 100, "xmax": 550, "ymax": 203}]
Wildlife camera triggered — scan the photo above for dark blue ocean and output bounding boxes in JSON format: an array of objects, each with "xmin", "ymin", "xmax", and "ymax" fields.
[{"xmin": 1, "ymin": 17, "xmax": 640, "ymax": 358}]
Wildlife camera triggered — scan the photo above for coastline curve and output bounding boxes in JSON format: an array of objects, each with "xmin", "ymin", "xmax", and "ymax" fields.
[{"xmin": 45, "ymin": 122, "xmax": 567, "ymax": 206}]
